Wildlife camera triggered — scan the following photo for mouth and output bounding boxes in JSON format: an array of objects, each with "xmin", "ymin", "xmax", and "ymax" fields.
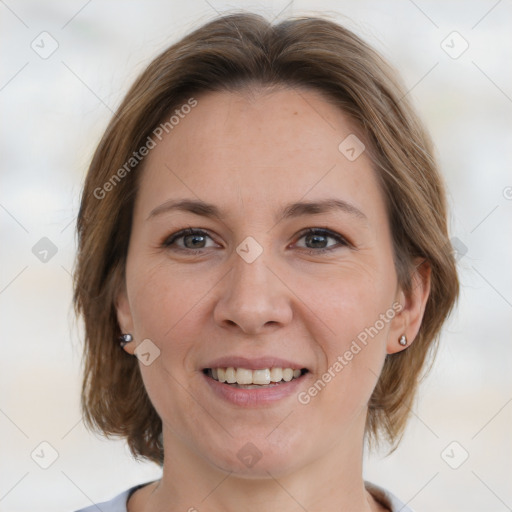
[{"xmin": 202, "ymin": 367, "xmax": 309, "ymax": 388}]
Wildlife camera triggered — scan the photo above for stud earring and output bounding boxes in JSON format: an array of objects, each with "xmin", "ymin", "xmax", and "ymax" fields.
[
  {"xmin": 398, "ymin": 335, "xmax": 407, "ymax": 346},
  {"xmin": 119, "ymin": 333, "xmax": 133, "ymax": 348}
]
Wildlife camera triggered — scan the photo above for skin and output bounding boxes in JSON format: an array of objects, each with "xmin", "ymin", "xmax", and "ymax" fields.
[{"xmin": 116, "ymin": 87, "xmax": 430, "ymax": 512}]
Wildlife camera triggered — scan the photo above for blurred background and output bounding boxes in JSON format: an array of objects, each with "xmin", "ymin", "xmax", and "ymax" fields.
[{"xmin": 1, "ymin": 1, "xmax": 511, "ymax": 511}]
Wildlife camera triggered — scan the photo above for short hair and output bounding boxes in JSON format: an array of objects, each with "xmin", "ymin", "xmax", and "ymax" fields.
[{"xmin": 73, "ymin": 12, "xmax": 459, "ymax": 465}]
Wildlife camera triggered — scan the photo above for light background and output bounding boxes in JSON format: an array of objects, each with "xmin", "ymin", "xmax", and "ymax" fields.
[{"xmin": 1, "ymin": 1, "xmax": 511, "ymax": 511}]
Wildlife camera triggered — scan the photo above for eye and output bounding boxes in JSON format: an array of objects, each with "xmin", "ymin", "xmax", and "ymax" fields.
[
  {"xmin": 162, "ymin": 227, "xmax": 351, "ymax": 255},
  {"xmin": 162, "ymin": 228, "xmax": 218, "ymax": 253},
  {"xmin": 294, "ymin": 228, "xmax": 350, "ymax": 253}
]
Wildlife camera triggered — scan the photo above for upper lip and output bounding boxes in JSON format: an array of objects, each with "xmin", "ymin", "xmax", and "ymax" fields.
[{"xmin": 203, "ymin": 356, "xmax": 308, "ymax": 371}]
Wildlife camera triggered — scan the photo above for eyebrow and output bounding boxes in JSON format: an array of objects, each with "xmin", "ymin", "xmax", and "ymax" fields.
[{"xmin": 147, "ymin": 198, "xmax": 367, "ymax": 223}]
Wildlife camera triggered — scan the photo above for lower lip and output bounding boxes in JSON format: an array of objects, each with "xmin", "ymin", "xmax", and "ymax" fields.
[{"xmin": 202, "ymin": 371, "xmax": 307, "ymax": 407}]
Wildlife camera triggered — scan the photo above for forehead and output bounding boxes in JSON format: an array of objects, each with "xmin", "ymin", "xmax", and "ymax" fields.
[{"xmin": 135, "ymin": 87, "xmax": 386, "ymax": 224}]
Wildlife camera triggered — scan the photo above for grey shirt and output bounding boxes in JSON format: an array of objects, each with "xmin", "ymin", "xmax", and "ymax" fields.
[{"xmin": 74, "ymin": 481, "xmax": 415, "ymax": 511}]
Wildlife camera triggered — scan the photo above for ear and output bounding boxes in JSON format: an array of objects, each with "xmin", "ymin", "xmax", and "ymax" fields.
[
  {"xmin": 115, "ymin": 280, "xmax": 136, "ymax": 355},
  {"xmin": 387, "ymin": 258, "xmax": 431, "ymax": 354}
]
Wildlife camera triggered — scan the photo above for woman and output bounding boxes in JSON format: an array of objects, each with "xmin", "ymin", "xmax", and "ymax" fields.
[{"xmin": 72, "ymin": 11, "xmax": 459, "ymax": 512}]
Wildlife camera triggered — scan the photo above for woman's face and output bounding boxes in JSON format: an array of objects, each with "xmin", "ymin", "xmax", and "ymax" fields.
[{"xmin": 117, "ymin": 87, "xmax": 417, "ymax": 476}]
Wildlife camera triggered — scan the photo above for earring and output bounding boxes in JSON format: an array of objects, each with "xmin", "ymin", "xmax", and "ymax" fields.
[
  {"xmin": 398, "ymin": 335, "xmax": 407, "ymax": 346},
  {"xmin": 119, "ymin": 333, "xmax": 133, "ymax": 348}
]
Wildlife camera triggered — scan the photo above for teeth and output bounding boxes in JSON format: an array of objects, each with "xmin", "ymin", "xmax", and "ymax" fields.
[
  {"xmin": 208, "ymin": 367, "xmax": 305, "ymax": 385},
  {"xmin": 225, "ymin": 367, "xmax": 236, "ymax": 383},
  {"xmin": 236, "ymin": 368, "xmax": 252, "ymax": 384},
  {"xmin": 253, "ymin": 369, "xmax": 271, "ymax": 385},
  {"xmin": 270, "ymin": 367, "xmax": 282, "ymax": 382},
  {"xmin": 282, "ymin": 368, "xmax": 293, "ymax": 382}
]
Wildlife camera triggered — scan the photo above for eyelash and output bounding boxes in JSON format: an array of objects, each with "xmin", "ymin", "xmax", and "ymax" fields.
[{"xmin": 161, "ymin": 227, "xmax": 351, "ymax": 255}]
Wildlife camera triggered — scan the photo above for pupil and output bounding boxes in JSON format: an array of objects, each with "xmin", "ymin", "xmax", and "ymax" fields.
[
  {"xmin": 307, "ymin": 234, "xmax": 326, "ymax": 248},
  {"xmin": 185, "ymin": 234, "xmax": 205, "ymax": 248}
]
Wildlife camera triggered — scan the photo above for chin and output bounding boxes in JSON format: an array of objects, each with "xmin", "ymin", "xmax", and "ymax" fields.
[
  {"xmin": 203, "ymin": 436, "xmax": 301, "ymax": 479},
  {"xmin": 210, "ymin": 456, "xmax": 295, "ymax": 479}
]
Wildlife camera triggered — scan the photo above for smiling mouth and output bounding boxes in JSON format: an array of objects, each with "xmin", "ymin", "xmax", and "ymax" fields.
[{"xmin": 203, "ymin": 367, "xmax": 309, "ymax": 388}]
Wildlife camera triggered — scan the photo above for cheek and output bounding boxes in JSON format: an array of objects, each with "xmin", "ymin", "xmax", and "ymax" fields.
[
  {"xmin": 310, "ymin": 260, "xmax": 396, "ymax": 342},
  {"xmin": 126, "ymin": 261, "xmax": 211, "ymax": 417},
  {"xmin": 127, "ymin": 259, "xmax": 217, "ymax": 362},
  {"xmin": 301, "ymin": 261, "xmax": 395, "ymax": 406},
  {"xmin": 129, "ymin": 259, "xmax": 186, "ymax": 328}
]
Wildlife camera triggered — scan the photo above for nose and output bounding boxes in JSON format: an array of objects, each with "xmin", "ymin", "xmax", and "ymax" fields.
[{"xmin": 213, "ymin": 249, "xmax": 293, "ymax": 335}]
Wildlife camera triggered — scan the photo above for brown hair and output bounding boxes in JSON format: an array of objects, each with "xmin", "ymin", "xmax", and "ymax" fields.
[{"xmin": 73, "ymin": 11, "xmax": 459, "ymax": 465}]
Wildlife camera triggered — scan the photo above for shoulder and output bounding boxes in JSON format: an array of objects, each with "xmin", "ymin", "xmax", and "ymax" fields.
[
  {"xmin": 365, "ymin": 481, "xmax": 415, "ymax": 512},
  {"xmin": 72, "ymin": 483, "xmax": 148, "ymax": 512}
]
